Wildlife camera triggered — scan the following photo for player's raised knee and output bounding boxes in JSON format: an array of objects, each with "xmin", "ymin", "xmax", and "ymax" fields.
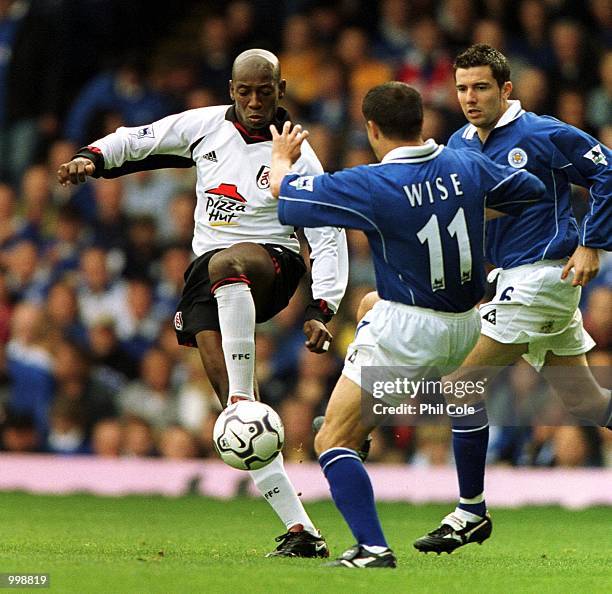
[{"xmin": 356, "ymin": 291, "xmax": 380, "ymax": 322}]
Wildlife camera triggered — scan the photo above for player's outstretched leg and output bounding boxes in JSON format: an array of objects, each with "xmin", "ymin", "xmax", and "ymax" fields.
[
  {"xmin": 207, "ymin": 244, "xmax": 328, "ymax": 557},
  {"xmin": 315, "ymin": 376, "xmax": 396, "ymax": 568},
  {"xmin": 413, "ymin": 336, "xmax": 520, "ymax": 554}
]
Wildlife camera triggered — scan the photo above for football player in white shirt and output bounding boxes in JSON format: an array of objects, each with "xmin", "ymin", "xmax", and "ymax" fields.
[{"xmin": 57, "ymin": 49, "xmax": 349, "ymax": 559}]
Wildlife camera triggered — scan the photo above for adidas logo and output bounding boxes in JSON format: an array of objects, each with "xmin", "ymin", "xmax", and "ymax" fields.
[{"xmin": 203, "ymin": 151, "xmax": 218, "ymax": 162}]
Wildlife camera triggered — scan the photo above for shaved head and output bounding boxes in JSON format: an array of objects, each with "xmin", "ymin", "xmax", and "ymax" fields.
[
  {"xmin": 232, "ymin": 49, "xmax": 281, "ymax": 82},
  {"xmin": 229, "ymin": 49, "xmax": 286, "ymax": 134}
]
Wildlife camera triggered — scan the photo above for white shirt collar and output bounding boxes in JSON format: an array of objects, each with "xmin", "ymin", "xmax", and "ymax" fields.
[
  {"xmin": 462, "ymin": 100, "xmax": 525, "ymax": 140},
  {"xmin": 379, "ymin": 138, "xmax": 443, "ymax": 163}
]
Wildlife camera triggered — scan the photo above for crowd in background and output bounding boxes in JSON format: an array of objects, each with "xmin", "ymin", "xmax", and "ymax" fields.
[{"xmin": 0, "ymin": 0, "xmax": 610, "ymax": 467}]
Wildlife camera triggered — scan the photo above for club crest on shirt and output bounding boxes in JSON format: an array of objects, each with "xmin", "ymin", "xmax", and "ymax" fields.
[
  {"xmin": 583, "ymin": 144, "xmax": 608, "ymax": 166},
  {"xmin": 507, "ymin": 147, "xmax": 528, "ymax": 168},
  {"xmin": 174, "ymin": 311, "xmax": 183, "ymax": 331},
  {"xmin": 256, "ymin": 165, "xmax": 271, "ymax": 189},
  {"xmin": 204, "ymin": 183, "xmax": 246, "ymax": 226}
]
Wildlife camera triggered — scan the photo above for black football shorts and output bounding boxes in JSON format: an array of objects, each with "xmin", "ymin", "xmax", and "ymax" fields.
[{"xmin": 174, "ymin": 244, "xmax": 306, "ymax": 347}]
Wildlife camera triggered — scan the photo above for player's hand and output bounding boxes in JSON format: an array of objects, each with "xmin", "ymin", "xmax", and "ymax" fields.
[
  {"xmin": 270, "ymin": 121, "xmax": 309, "ymax": 165},
  {"xmin": 561, "ymin": 245, "xmax": 600, "ymax": 287},
  {"xmin": 57, "ymin": 157, "xmax": 96, "ymax": 186},
  {"xmin": 303, "ymin": 319, "xmax": 332, "ymax": 354}
]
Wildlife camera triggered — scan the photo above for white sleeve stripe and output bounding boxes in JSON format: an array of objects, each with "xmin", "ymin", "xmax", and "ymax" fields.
[
  {"xmin": 488, "ymin": 169, "xmax": 526, "ymax": 193},
  {"xmin": 541, "ymin": 169, "xmax": 560, "ymax": 260}
]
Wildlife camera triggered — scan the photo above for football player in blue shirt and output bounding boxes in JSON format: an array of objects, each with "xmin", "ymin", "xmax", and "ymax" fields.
[
  {"xmin": 269, "ymin": 82, "xmax": 545, "ymax": 567},
  {"xmin": 410, "ymin": 44, "xmax": 612, "ymax": 554}
]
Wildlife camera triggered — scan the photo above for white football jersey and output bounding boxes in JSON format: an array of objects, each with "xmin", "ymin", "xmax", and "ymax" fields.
[{"xmin": 84, "ymin": 105, "xmax": 349, "ymax": 313}]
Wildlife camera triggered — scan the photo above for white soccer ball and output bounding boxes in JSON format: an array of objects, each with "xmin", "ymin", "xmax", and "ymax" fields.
[{"xmin": 213, "ymin": 400, "xmax": 284, "ymax": 470}]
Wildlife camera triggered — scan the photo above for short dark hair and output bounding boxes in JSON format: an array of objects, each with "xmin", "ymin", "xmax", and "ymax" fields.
[
  {"xmin": 362, "ymin": 82, "xmax": 423, "ymax": 140},
  {"xmin": 454, "ymin": 44, "xmax": 511, "ymax": 88}
]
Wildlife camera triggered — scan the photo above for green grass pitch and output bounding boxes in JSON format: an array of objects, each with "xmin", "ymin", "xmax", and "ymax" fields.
[{"xmin": 1, "ymin": 493, "xmax": 610, "ymax": 593}]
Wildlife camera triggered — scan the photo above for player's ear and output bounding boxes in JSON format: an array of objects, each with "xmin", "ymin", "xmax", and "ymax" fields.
[
  {"xmin": 278, "ymin": 79, "xmax": 286, "ymax": 99},
  {"xmin": 501, "ymin": 81, "xmax": 512, "ymax": 100},
  {"xmin": 366, "ymin": 120, "xmax": 379, "ymax": 139},
  {"xmin": 229, "ymin": 80, "xmax": 235, "ymax": 101}
]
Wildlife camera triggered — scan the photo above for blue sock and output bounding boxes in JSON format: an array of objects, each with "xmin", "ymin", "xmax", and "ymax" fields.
[
  {"xmin": 319, "ymin": 447, "xmax": 388, "ymax": 547},
  {"xmin": 450, "ymin": 401, "xmax": 489, "ymax": 517}
]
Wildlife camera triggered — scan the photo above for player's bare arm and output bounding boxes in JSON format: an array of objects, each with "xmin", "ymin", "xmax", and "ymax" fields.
[
  {"xmin": 561, "ymin": 245, "xmax": 601, "ymax": 287},
  {"xmin": 269, "ymin": 121, "xmax": 309, "ymax": 198},
  {"xmin": 57, "ymin": 157, "xmax": 96, "ymax": 186}
]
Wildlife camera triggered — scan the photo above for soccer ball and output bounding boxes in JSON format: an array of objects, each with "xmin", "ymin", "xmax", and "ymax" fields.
[{"xmin": 213, "ymin": 400, "xmax": 284, "ymax": 470}]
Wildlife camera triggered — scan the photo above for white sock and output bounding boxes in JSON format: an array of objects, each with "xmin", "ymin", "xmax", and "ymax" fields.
[
  {"xmin": 363, "ymin": 545, "xmax": 388, "ymax": 554},
  {"xmin": 454, "ymin": 506, "xmax": 484, "ymax": 523},
  {"xmin": 248, "ymin": 453, "xmax": 318, "ymax": 535},
  {"xmin": 214, "ymin": 282, "xmax": 256, "ymax": 400}
]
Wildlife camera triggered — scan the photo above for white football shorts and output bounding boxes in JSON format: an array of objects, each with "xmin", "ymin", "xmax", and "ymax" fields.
[
  {"xmin": 342, "ymin": 299, "xmax": 481, "ymax": 397},
  {"xmin": 479, "ymin": 259, "xmax": 595, "ymax": 370}
]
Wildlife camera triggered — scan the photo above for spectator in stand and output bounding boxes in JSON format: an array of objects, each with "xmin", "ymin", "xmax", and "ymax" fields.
[
  {"xmin": 509, "ymin": 0, "xmax": 555, "ymax": 72},
  {"xmin": 587, "ymin": 50, "xmax": 612, "ymax": 133},
  {"xmin": 513, "ymin": 67, "xmax": 551, "ymax": 114},
  {"xmin": 42, "ymin": 204, "xmax": 85, "ymax": 281},
  {"xmin": 4, "ymin": 240, "xmax": 49, "ymax": 304},
  {"xmin": 587, "ymin": 0, "xmax": 612, "ymax": 50},
  {"xmin": 18, "ymin": 164, "xmax": 57, "ymax": 247},
  {"xmin": 121, "ymin": 215, "xmax": 160, "ymax": 281},
  {"xmin": 555, "ymin": 88, "xmax": 596, "ymax": 137},
  {"xmin": 115, "ymin": 277, "xmax": 161, "ymax": 361},
  {"xmin": 123, "ymin": 416, "xmax": 157, "ymax": 457},
  {"xmin": 549, "ymin": 19, "xmax": 598, "ymax": 94},
  {"xmin": 0, "ymin": 182, "xmax": 30, "ymax": 252},
  {"xmin": 5, "ymin": 301, "xmax": 54, "ymax": 441},
  {"xmin": 438, "ymin": 0, "xmax": 476, "ymax": 54},
  {"xmin": 158, "ymin": 425, "xmax": 199, "ymax": 459},
  {"xmin": 122, "ymin": 170, "xmax": 184, "ymax": 228},
  {"xmin": 279, "ymin": 15, "xmax": 322, "ymax": 109},
  {"xmin": 52, "ymin": 338, "xmax": 117, "ymax": 439},
  {"xmin": 336, "ymin": 27, "xmax": 392, "ymax": 102},
  {"xmin": 45, "ymin": 279, "xmax": 87, "ymax": 346},
  {"xmin": 161, "ymin": 191, "xmax": 196, "ymax": 249},
  {"xmin": 87, "ymin": 317, "xmax": 138, "ymax": 394},
  {"xmin": 396, "ymin": 18, "xmax": 453, "ymax": 108},
  {"xmin": 90, "ymin": 178, "xmax": 129, "ymax": 254},
  {"xmin": 372, "ymin": 0, "xmax": 413, "ymax": 65},
  {"xmin": 118, "ymin": 347, "xmax": 176, "ymax": 430},
  {"xmin": 0, "ymin": 0, "xmax": 63, "ymax": 184},
  {"xmin": 195, "ymin": 15, "xmax": 233, "ymax": 102},
  {"xmin": 91, "ymin": 418, "xmax": 123, "ymax": 457},
  {"xmin": 153, "ymin": 244, "xmax": 192, "ymax": 321},
  {"xmin": 46, "ymin": 396, "xmax": 89, "ymax": 455},
  {"xmin": 77, "ymin": 246, "xmax": 125, "ymax": 329},
  {"xmin": 62, "ymin": 53, "xmax": 171, "ymax": 147},
  {"xmin": 308, "ymin": 59, "xmax": 350, "ymax": 135}
]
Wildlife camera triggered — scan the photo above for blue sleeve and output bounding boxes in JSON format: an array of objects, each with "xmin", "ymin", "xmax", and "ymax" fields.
[
  {"xmin": 278, "ymin": 168, "xmax": 376, "ymax": 231},
  {"xmin": 550, "ymin": 125, "xmax": 611, "ymax": 249},
  {"xmin": 471, "ymin": 153, "xmax": 546, "ymax": 215}
]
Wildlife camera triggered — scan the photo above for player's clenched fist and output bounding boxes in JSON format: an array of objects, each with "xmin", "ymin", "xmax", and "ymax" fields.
[{"xmin": 57, "ymin": 157, "xmax": 96, "ymax": 186}]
